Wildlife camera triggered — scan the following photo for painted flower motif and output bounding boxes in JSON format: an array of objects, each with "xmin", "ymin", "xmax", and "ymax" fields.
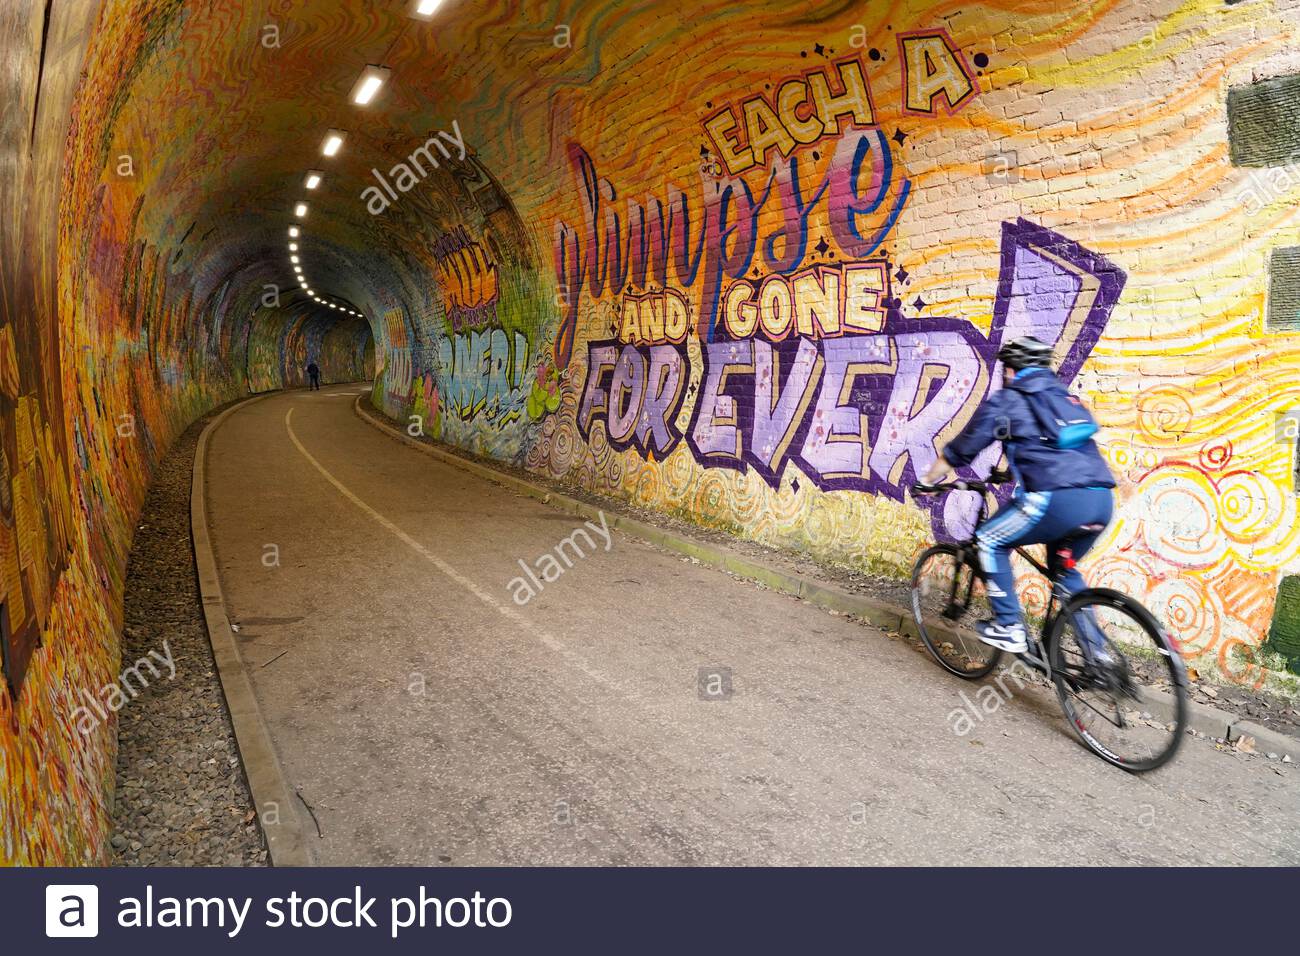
[{"xmin": 527, "ymin": 362, "xmax": 561, "ymax": 421}]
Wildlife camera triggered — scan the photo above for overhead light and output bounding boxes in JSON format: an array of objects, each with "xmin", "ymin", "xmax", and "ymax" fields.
[
  {"xmin": 288, "ymin": 226, "xmax": 300, "ymax": 238},
  {"xmin": 290, "ymin": 255, "xmax": 300, "ymax": 264},
  {"xmin": 321, "ymin": 130, "xmax": 345, "ymax": 157},
  {"xmin": 410, "ymin": 0, "xmax": 443, "ymax": 18},
  {"xmin": 304, "ymin": 170, "xmax": 322, "ymax": 190},
  {"xmin": 294, "ymin": 202, "xmax": 308, "ymax": 218},
  {"xmin": 350, "ymin": 65, "xmax": 390, "ymax": 106},
  {"xmin": 289, "ymin": 242, "xmax": 298, "ymax": 251}
]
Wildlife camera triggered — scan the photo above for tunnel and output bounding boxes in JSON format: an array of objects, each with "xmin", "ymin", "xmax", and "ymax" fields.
[{"xmin": 2, "ymin": 0, "xmax": 1299, "ymax": 866}]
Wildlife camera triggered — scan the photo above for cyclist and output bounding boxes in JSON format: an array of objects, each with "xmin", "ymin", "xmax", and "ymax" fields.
[{"xmin": 920, "ymin": 336, "xmax": 1116, "ymax": 655}]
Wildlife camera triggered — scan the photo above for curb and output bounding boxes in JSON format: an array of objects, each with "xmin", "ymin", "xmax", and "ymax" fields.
[
  {"xmin": 354, "ymin": 395, "xmax": 1300, "ymax": 761},
  {"xmin": 193, "ymin": 393, "xmax": 311, "ymax": 866}
]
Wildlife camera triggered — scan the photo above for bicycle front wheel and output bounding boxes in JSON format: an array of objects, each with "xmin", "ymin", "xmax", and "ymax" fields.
[
  {"xmin": 1049, "ymin": 589, "xmax": 1188, "ymax": 772},
  {"xmin": 910, "ymin": 544, "xmax": 1001, "ymax": 679}
]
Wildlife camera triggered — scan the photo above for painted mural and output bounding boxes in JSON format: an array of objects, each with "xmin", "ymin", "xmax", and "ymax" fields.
[
  {"xmin": 1, "ymin": 1, "xmax": 381, "ymax": 864},
  {"xmin": 251, "ymin": 0, "xmax": 1299, "ymax": 691},
  {"xmin": 484, "ymin": 0, "xmax": 1297, "ymax": 698},
  {"xmin": 375, "ymin": 145, "xmax": 547, "ymax": 459},
  {"xmin": 248, "ymin": 308, "xmax": 374, "ymax": 392}
]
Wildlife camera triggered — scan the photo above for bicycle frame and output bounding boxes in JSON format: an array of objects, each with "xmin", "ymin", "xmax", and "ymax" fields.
[
  {"xmin": 940, "ymin": 490, "xmax": 1071, "ymax": 675},
  {"xmin": 912, "ymin": 479, "xmax": 1190, "ymax": 771}
]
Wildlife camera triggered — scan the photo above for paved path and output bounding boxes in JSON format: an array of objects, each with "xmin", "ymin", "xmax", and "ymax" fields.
[{"xmin": 204, "ymin": 385, "xmax": 1300, "ymax": 865}]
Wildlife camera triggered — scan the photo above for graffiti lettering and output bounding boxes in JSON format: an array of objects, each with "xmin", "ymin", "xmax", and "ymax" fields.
[
  {"xmin": 553, "ymin": 129, "xmax": 909, "ymax": 364},
  {"xmin": 578, "ymin": 343, "xmax": 688, "ymax": 458},
  {"xmin": 703, "ymin": 54, "xmax": 880, "ymax": 175},
  {"xmin": 722, "ymin": 261, "xmax": 889, "ymax": 340},
  {"xmin": 577, "ymin": 220, "xmax": 1127, "ymax": 539},
  {"xmin": 436, "ymin": 329, "xmax": 530, "ymax": 423},
  {"xmin": 433, "ymin": 225, "xmax": 500, "ymax": 331},
  {"xmin": 898, "ymin": 31, "xmax": 979, "ymax": 116},
  {"xmin": 618, "ymin": 288, "xmax": 691, "ymax": 345}
]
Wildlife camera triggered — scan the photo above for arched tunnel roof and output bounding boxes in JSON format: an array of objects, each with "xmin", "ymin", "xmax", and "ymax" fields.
[{"xmin": 66, "ymin": 1, "xmax": 563, "ymax": 357}]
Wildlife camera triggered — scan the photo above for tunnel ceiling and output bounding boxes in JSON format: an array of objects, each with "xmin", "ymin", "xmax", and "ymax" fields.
[{"xmin": 75, "ymin": 0, "xmax": 548, "ymax": 337}]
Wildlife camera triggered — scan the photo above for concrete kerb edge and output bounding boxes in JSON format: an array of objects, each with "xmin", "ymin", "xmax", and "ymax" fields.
[
  {"xmin": 352, "ymin": 395, "xmax": 1299, "ymax": 761},
  {"xmin": 192, "ymin": 392, "xmax": 311, "ymax": 866}
]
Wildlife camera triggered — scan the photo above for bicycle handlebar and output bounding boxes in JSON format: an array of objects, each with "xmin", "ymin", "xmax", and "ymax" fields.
[{"xmin": 911, "ymin": 469, "xmax": 1013, "ymax": 497}]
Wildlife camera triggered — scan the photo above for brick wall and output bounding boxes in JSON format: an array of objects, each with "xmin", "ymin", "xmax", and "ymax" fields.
[{"xmin": 376, "ymin": 0, "xmax": 1300, "ymax": 690}]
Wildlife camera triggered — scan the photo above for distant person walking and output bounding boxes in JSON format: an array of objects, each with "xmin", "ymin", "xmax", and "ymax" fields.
[{"xmin": 307, "ymin": 362, "xmax": 321, "ymax": 391}]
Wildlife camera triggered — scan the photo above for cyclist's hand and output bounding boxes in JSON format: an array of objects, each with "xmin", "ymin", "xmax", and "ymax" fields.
[{"xmin": 922, "ymin": 457, "xmax": 952, "ymax": 485}]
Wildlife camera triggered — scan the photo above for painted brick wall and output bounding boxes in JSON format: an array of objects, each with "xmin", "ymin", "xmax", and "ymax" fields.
[
  {"xmin": 0, "ymin": 1, "xmax": 379, "ymax": 864},
  {"xmin": 367, "ymin": 0, "xmax": 1300, "ymax": 691}
]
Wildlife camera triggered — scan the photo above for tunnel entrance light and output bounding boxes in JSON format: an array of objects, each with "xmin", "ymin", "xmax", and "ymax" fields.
[
  {"xmin": 294, "ymin": 203, "xmax": 308, "ymax": 218},
  {"xmin": 304, "ymin": 170, "xmax": 323, "ymax": 190},
  {"xmin": 321, "ymin": 130, "xmax": 346, "ymax": 157},
  {"xmin": 410, "ymin": 0, "xmax": 444, "ymax": 18},
  {"xmin": 289, "ymin": 226, "xmax": 300, "ymax": 238},
  {"xmin": 350, "ymin": 65, "xmax": 390, "ymax": 106}
]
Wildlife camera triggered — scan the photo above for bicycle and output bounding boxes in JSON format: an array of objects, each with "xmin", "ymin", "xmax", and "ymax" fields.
[{"xmin": 909, "ymin": 472, "xmax": 1189, "ymax": 772}]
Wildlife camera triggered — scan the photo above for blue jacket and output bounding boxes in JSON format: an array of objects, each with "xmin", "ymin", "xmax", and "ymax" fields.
[{"xmin": 942, "ymin": 368, "xmax": 1116, "ymax": 492}]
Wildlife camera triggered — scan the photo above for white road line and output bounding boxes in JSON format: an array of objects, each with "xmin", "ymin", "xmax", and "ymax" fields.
[{"xmin": 283, "ymin": 406, "xmax": 623, "ymax": 693}]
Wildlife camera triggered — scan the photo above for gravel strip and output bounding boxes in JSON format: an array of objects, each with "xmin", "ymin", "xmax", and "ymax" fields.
[{"xmin": 111, "ymin": 405, "xmax": 268, "ymax": 866}]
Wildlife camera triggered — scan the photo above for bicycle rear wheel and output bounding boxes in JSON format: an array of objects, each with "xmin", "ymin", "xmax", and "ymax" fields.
[
  {"xmin": 1049, "ymin": 589, "xmax": 1187, "ymax": 772},
  {"xmin": 909, "ymin": 544, "xmax": 1001, "ymax": 679}
]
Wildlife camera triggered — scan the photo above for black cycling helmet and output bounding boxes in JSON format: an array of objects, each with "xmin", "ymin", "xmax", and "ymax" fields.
[{"xmin": 997, "ymin": 336, "xmax": 1053, "ymax": 371}]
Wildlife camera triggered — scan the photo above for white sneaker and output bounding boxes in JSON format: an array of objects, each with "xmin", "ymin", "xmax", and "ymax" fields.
[{"xmin": 975, "ymin": 620, "xmax": 1028, "ymax": 653}]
